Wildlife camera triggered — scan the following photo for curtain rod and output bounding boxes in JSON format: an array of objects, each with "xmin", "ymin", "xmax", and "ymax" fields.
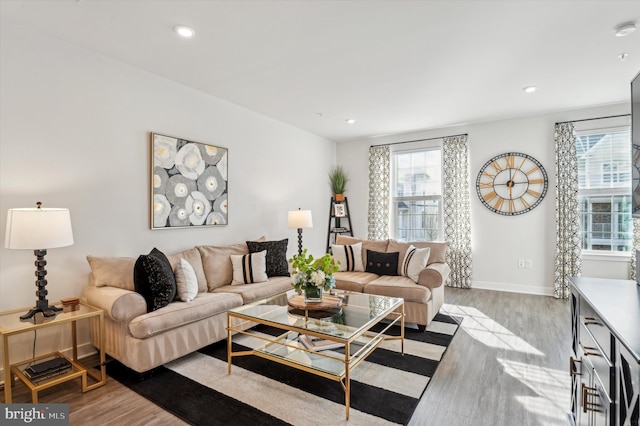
[
  {"xmin": 370, "ymin": 133, "xmax": 468, "ymax": 147},
  {"xmin": 555, "ymin": 113, "xmax": 630, "ymax": 125}
]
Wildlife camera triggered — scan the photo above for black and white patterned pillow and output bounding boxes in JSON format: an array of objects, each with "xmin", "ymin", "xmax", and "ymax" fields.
[
  {"xmin": 331, "ymin": 242, "xmax": 364, "ymax": 272},
  {"xmin": 246, "ymin": 239, "xmax": 290, "ymax": 277},
  {"xmin": 134, "ymin": 248, "xmax": 177, "ymax": 312},
  {"xmin": 401, "ymin": 245, "xmax": 431, "ymax": 282},
  {"xmin": 230, "ymin": 250, "xmax": 268, "ymax": 284}
]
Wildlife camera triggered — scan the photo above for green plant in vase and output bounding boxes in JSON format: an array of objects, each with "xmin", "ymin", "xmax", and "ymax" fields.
[
  {"xmin": 329, "ymin": 166, "xmax": 349, "ymax": 201},
  {"xmin": 289, "ymin": 249, "xmax": 339, "ymax": 302}
]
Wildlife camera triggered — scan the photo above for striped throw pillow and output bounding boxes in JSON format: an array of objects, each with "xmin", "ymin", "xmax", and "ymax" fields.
[
  {"xmin": 401, "ymin": 245, "xmax": 431, "ymax": 282},
  {"xmin": 230, "ymin": 250, "xmax": 268, "ymax": 285},
  {"xmin": 331, "ymin": 242, "xmax": 364, "ymax": 272}
]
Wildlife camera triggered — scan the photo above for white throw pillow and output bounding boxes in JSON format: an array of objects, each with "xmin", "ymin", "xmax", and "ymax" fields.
[
  {"xmin": 230, "ymin": 250, "xmax": 268, "ymax": 284},
  {"xmin": 332, "ymin": 242, "xmax": 364, "ymax": 272},
  {"xmin": 175, "ymin": 258, "xmax": 199, "ymax": 302},
  {"xmin": 401, "ymin": 245, "xmax": 431, "ymax": 282}
]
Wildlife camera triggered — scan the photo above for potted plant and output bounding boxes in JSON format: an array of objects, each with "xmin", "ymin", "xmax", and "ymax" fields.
[{"xmin": 329, "ymin": 166, "xmax": 349, "ymax": 201}]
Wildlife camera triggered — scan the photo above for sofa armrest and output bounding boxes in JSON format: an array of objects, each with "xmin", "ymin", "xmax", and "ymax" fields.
[
  {"xmin": 81, "ymin": 285, "xmax": 147, "ymax": 322},
  {"xmin": 417, "ymin": 262, "xmax": 450, "ymax": 289}
]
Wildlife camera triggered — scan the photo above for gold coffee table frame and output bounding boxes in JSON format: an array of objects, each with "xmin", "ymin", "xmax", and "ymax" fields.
[
  {"xmin": 227, "ymin": 291, "xmax": 404, "ymax": 420},
  {"xmin": 0, "ymin": 302, "xmax": 106, "ymax": 403}
]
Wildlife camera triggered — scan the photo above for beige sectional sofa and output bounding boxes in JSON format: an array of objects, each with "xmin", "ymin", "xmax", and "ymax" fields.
[
  {"xmin": 332, "ymin": 235, "xmax": 449, "ymax": 331},
  {"xmin": 81, "ymin": 241, "xmax": 292, "ymax": 373},
  {"xmin": 81, "ymin": 235, "xmax": 449, "ymax": 373}
]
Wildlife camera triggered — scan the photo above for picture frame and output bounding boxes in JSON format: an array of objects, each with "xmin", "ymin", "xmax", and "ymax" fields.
[
  {"xmin": 334, "ymin": 203, "xmax": 346, "ymax": 218},
  {"xmin": 150, "ymin": 133, "xmax": 228, "ymax": 229}
]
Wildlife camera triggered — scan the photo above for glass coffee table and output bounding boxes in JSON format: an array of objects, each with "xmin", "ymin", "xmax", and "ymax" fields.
[{"xmin": 227, "ymin": 290, "xmax": 404, "ymax": 420}]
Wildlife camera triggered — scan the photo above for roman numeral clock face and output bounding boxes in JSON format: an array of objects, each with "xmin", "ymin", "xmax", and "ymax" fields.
[{"xmin": 476, "ymin": 152, "xmax": 548, "ymax": 215}]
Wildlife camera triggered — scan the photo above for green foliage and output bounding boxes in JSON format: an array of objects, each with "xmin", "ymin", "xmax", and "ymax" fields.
[
  {"xmin": 328, "ymin": 166, "xmax": 349, "ymax": 194},
  {"xmin": 289, "ymin": 249, "xmax": 339, "ymax": 293}
]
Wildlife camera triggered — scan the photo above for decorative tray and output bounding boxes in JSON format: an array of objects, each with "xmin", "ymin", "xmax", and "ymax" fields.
[{"xmin": 287, "ymin": 294, "xmax": 343, "ymax": 311}]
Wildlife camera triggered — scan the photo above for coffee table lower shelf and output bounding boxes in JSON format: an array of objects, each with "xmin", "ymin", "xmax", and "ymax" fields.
[{"xmin": 227, "ymin": 297, "xmax": 404, "ymax": 421}]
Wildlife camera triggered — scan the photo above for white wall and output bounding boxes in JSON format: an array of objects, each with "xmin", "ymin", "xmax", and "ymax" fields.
[
  {"xmin": 0, "ymin": 21, "xmax": 336, "ymax": 317},
  {"xmin": 337, "ymin": 103, "xmax": 631, "ymax": 296}
]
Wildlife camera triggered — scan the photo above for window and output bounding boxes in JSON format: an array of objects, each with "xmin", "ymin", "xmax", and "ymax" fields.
[
  {"xmin": 577, "ymin": 127, "xmax": 632, "ymax": 252},
  {"xmin": 391, "ymin": 148, "xmax": 442, "ymax": 241}
]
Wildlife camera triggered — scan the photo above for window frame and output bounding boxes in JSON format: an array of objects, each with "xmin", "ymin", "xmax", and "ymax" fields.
[
  {"xmin": 576, "ymin": 124, "xmax": 632, "ymax": 256},
  {"xmin": 389, "ymin": 144, "xmax": 443, "ymax": 242}
]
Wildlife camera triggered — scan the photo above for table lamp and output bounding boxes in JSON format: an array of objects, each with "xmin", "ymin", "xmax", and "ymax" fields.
[
  {"xmin": 288, "ymin": 208, "xmax": 313, "ymax": 256},
  {"xmin": 5, "ymin": 202, "xmax": 74, "ymax": 320}
]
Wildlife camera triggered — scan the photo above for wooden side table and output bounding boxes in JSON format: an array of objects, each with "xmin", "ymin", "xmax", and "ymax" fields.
[{"xmin": 0, "ymin": 302, "xmax": 106, "ymax": 403}]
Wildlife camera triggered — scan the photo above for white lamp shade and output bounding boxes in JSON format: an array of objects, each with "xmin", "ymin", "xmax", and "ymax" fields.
[
  {"xmin": 5, "ymin": 207, "xmax": 74, "ymax": 249},
  {"xmin": 288, "ymin": 210, "xmax": 313, "ymax": 229}
]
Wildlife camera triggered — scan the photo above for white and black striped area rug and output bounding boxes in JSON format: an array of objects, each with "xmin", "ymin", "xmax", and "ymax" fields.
[{"xmin": 107, "ymin": 313, "xmax": 459, "ymax": 426}]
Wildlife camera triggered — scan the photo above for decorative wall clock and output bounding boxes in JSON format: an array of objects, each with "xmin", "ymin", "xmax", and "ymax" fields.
[{"xmin": 476, "ymin": 152, "xmax": 548, "ymax": 216}]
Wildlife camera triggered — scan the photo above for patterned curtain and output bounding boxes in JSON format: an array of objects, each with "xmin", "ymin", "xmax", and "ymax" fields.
[
  {"xmin": 442, "ymin": 135, "xmax": 472, "ymax": 288},
  {"xmin": 554, "ymin": 122, "xmax": 582, "ymax": 299},
  {"xmin": 368, "ymin": 145, "xmax": 390, "ymax": 240},
  {"xmin": 631, "ymin": 219, "xmax": 640, "ymax": 280}
]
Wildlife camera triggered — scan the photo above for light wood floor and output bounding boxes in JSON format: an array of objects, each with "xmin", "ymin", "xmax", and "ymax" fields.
[
  {"xmin": 410, "ymin": 287, "xmax": 571, "ymax": 426},
  {"xmin": 2, "ymin": 287, "xmax": 571, "ymax": 425}
]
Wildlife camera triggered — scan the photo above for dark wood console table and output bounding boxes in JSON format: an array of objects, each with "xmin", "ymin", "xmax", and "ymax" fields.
[{"xmin": 569, "ymin": 277, "xmax": 639, "ymax": 426}]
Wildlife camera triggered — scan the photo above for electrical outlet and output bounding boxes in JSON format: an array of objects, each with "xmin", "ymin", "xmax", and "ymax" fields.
[
  {"xmin": 518, "ymin": 259, "xmax": 525, "ymax": 268},
  {"xmin": 525, "ymin": 259, "xmax": 533, "ymax": 268}
]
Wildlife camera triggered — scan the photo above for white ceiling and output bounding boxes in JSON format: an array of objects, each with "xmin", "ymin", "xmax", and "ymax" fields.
[{"xmin": 2, "ymin": 0, "xmax": 640, "ymax": 142}]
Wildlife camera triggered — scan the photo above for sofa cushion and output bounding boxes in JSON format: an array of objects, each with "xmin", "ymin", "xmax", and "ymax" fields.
[
  {"xmin": 197, "ymin": 243, "xmax": 249, "ymax": 290},
  {"xmin": 365, "ymin": 250, "xmax": 399, "ymax": 276},
  {"xmin": 246, "ymin": 239, "xmax": 290, "ymax": 277},
  {"xmin": 332, "ymin": 242, "xmax": 364, "ymax": 272},
  {"xmin": 333, "ymin": 271, "xmax": 379, "ymax": 292},
  {"xmin": 128, "ymin": 292, "xmax": 243, "ymax": 339},
  {"xmin": 167, "ymin": 247, "xmax": 208, "ymax": 293},
  {"xmin": 401, "ymin": 245, "xmax": 431, "ymax": 282},
  {"xmin": 213, "ymin": 276, "xmax": 292, "ymax": 304},
  {"xmin": 364, "ymin": 275, "xmax": 432, "ymax": 304},
  {"xmin": 387, "ymin": 240, "xmax": 448, "ymax": 273},
  {"xmin": 86, "ymin": 256, "xmax": 136, "ymax": 290},
  {"xmin": 175, "ymin": 259, "xmax": 198, "ymax": 302},
  {"xmin": 335, "ymin": 235, "xmax": 389, "ymax": 264},
  {"xmin": 230, "ymin": 250, "xmax": 268, "ymax": 284},
  {"xmin": 134, "ymin": 248, "xmax": 177, "ymax": 312}
]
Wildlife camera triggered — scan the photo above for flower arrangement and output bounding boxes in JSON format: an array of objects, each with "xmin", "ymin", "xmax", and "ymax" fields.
[{"xmin": 289, "ymin": 249, "xmax": 339, "ymax": 296}]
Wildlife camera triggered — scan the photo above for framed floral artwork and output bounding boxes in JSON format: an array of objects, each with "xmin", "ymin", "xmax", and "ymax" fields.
[{"xmin": 150, "ymin": 133, "xmax": 228, "ymax": 229}]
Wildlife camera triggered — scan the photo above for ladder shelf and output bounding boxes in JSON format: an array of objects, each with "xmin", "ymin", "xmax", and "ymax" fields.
[{"xmin": 326, "ymin": 197, "xmax": 353, "ymax": 253}]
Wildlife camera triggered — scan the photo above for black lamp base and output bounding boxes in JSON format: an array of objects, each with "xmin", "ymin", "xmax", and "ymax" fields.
[
  {"xmin": 297, "ymin": 228, "xmax": 304, "ymax": 256},
  {"xmin": 20, "ymin": 305, "xmax": 62, "ymax": 321},
  {"xmin": 20, "ymin": 249, "xmax": 61, "ymax": 321}
]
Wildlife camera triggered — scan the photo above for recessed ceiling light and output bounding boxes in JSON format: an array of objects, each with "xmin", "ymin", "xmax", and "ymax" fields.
[
  {"xmin": 174, "ymin": 25, "xmax": 196, "ymax": 38},
  {"xmin": 346, "ymin": 119, "xmax": 356, "ymax": 124},
  {"xmin": 523, "ymin": 86, "xmax": 537, "ymax": 93},
  {"xmin": 614, "ymin": 22, "xmax": 636, "ymax": 37},
  {"xmin": 618, "ymin": 53, "xmax": 630, "ymax": 61}
]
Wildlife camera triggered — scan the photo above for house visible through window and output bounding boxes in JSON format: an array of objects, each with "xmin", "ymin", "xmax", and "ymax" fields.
[
  {"xmin": 577, "ymin": 127, "xmax": 632, "ymax": 252},
  {"xmin": 391, "ymin": 148, "xmax": 442, "ymax": 241}
]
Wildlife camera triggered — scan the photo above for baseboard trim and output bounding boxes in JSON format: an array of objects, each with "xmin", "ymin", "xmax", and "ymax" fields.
[{"xmin": 471, "ymin": 281, "xmax": 555, "ymax": 296}]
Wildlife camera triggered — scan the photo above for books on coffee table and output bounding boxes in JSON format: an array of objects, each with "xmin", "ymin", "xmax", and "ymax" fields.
[{"xmin": 299, "ymin": 334, "xmax": 344, "ymax": 351}]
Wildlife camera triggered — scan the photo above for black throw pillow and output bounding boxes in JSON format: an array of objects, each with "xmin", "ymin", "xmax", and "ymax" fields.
[
  {"xmin": 365, "ymin": 250, "xmax": 399, "ymax": 276},
  {"xmin": 246, "ymin": 239, "xmax": 290, "ymax": 277},
  {"xmin": 134, "ymin": 248, "xmax": 177, "ymax": 312}
]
